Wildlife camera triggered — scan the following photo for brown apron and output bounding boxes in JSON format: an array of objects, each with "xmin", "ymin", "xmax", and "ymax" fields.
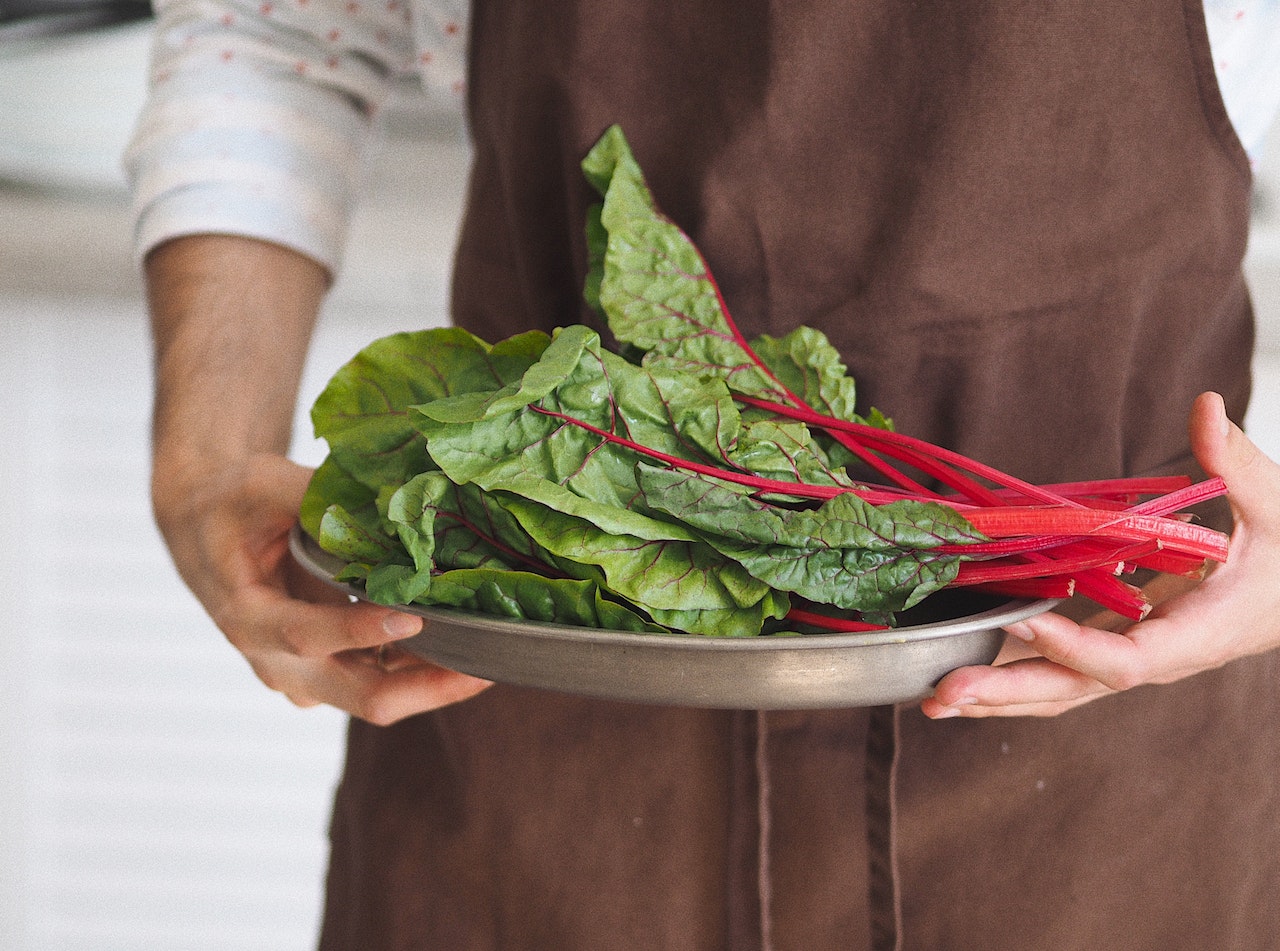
[{"xmin": 320, "ymin": 1, "xmax": 1279, "ymax": 948}]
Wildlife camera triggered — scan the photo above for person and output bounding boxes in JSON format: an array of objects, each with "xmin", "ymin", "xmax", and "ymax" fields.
[{"xmin": 126, "ymin": 0, "xmax": 1280, "ymax": 947}]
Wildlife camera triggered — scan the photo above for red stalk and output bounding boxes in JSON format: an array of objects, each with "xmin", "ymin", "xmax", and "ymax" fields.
[
  {"xmin": 829, "ymin": 437, "xmax": 942, "ymax": 498},
  {"xmin": 1123, "ymin": 476, "xmax": 1228, "ymax": 517},
  {"xmin": 971, "ymin": 577, "xmax": 1076, "ymax": 600},
  {"xmin": 736, "ymin": 395, "xmax": 1080, "ymax": 507},
  {"xmin": 958, "ymin": 507, "xmax": 1228, "ymax": 561},
  {"xmin": 784, "ymin": 607, "xmax": 891, "ymax": 632},
  {"xmin": 851, "ymin": 436, "xmax": 1010, "ymax": 506},
  {"xmin": 980, "ymin": 475, "xmax": 1193, "ymax": 503},
  {"xmin": 1070, "ymin": 571, "xmax": 1152, "ymax": 620},
  {"xmin": 951, "ymin": 540, "xmax": 1160, "ymax": 586},
  {"xmin": 1127, "ymin": 549, "xmax": 1209, "ymax": 578}
]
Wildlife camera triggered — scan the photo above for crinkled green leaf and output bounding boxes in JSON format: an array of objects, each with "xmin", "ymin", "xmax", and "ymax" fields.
[
  {"xmin": 497, "ymin": 493, "xmax": 778, "ymax": 615},
  {"xmin": 748, "ymin": 326, "xmax": 862, "ymax": 423},
  {"xmin": 365, "ymin": 562, "xmax": 435, "ymax": 605},
  {"xmin": 317, "ymin": 502, "xmax": 399, "ymax": 564},
  {"xmin": 413, "ymin": 327, "xmax": 741, "ymax": 537},
  {"xmin": 642, "ymin": 598, "xmax": 791, "ymax": 639},
  {"xmin": 414, "ymin": 325, "xmax": 587, "ymax": 425},
  {"xmin": 298, "ymin": 126, "xmax": 992, "ymax": 636},
  {"xmin": 728, "ymin": 414, "xmax": 854, "ymax": 487},
  {"xmin": 425, "ymin": 568, "xmax": 667, "ymax": 632},
  {"xmin": 385, "ymin": 474, "xmax": 787, "ymax": 636},
  {"xmin": 388, "ymin": 471, "xmax": 553, "ymax": 577},
  {"xmin": 636, "ymin": 463, "xmax": 983, "ymax": 611},
  {"xmin": 374, "ymin": 470, "xmax": 567, "ymax": 607},
  {"xmin": 583, "ymin": 128, "xmax": 893, "ymax": 433},
  {"xmin": 316, "ymin": 502, "xmax": 428, "ymax": 605},
  {"xmin": 310, "ymin": 326, "xmax": 550, "ymax": 492},
  {"xmin": 582, "ymin": 126, "xmax": 789, "ymax": 401},
  {"xmin": 301, "ymin": 454, "xmax": 377, "ymax": 540},
  {"xmin": 583, "ymin": 202, "xmax": 608, "ymax": 313}
]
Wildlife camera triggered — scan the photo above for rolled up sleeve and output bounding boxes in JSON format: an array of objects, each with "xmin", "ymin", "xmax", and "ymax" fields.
[{"xmin": 124, "ymin": 0, "xmax": 417, "ymax": 272}]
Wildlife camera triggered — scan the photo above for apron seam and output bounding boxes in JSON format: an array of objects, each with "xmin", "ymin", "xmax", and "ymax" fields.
[
  {"xmin": 867, "ymin": 704, "xmax": 903, "ymax": 951},
  {"xmin": 755, "ymin": 709, "xmax": 775, "ymax": 951}
]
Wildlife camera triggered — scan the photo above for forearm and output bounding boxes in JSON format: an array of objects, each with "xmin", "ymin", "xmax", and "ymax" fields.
[{"xmin": 144, "ymin": 235, "xmax": 329, "ymax": 518}]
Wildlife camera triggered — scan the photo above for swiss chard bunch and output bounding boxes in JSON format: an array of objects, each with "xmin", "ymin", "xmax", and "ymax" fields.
[{"xmin": 299, "ymin": 126, "xmax": 1229, "ymax": 636}]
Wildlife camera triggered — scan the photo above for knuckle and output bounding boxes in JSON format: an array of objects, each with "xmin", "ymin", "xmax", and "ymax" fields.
[
  {"xmin": 276, "ymin": 615, "xmax": 321, "ymax": 658},
  {"xmin": 255, "ymin": 668, "xmax": 285, "ymax": 693},
  {"xmin": 354, "ymin": 693, "xmax": 407, "ymax": 727},
  {"xmin": 1102, "ymin": 661, "xmax": 1148, "ymax": 692},
  {"xmin": 246, "ymin": 657, "xmax": 289, "ymax": 695}
]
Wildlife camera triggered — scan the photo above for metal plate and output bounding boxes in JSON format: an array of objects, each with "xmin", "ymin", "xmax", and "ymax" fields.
[{"xmin": 289, "ymin": 527, "xmax": 1057, "ymax": 709}]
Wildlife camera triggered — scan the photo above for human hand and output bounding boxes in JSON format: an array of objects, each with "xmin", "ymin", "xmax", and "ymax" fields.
[
  {"xmin": 143, "ymin": 235, "xmax": 493, "ymax": 724},
  {"xmin": 922, "ymin": 391, "xmax": 1280, "ymax": 719},
  {"xmin": 154, "ymin": 452, "xmax": 493, "ymax": 724}
]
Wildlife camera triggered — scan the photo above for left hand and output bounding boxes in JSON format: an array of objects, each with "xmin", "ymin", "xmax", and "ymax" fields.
[{"xmin": 921, "ymin": 391, "xmax": 1280, "ymax": 718}]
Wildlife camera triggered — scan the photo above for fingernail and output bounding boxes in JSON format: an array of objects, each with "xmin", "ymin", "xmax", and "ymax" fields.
[
  {"xmin": 382, "ymin": 612, "xmax": 422, "ymax": 638},
  {"xmin": 1005, "ymin": 621, "xmax": 1035, "ymax": 642},
  {"xmin": 1217, "ymin": 398, "xmax": 1231, "ymax": 437},
  {"xmin": 930, "ymin": 696, "xmax": 976, "ymax": 719}
]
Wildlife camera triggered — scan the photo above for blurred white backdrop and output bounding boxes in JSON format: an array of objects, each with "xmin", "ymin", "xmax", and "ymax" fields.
[{"xmin": 0, "ymin": 26, "xmax": 470, "ymax": 946}]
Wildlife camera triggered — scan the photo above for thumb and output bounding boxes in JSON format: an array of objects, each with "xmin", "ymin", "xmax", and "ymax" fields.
[{"xmin": 1188, "ymin": 391, "xmax": 1277, "ymax": 520}]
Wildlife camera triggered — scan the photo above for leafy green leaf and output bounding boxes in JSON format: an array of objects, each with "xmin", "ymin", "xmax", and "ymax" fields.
[
  {"xmin": 298, "ymin": 125, "xmax": 996, "ymax": 636},
  {"xmin": 582, "ymin": 128, "xmax": 893, "ymax": 431},
  {"xmin": 424, "ymin": 568, "xmax": 667, "ymax": 633},
  {"xmin": 317, "ymin": 502, "xmax": 399, "ymax": 564},
  {"xmin": 497, "ymin": 493, "xmax": 776, "ymax": 613},
  {"xmin": 582, "ymin": 126, "xmax": 789, "ymax": 401},
  {"xmin": 310, "ymin": 326, "xmax": 550, "ymax": 492},
  {"xmin": 727, "ymin": 413, "xmax": 854, "ymax": 487},
  {"xmin": 636, "ymin": 463, "xmax": 982, "ymax": 611},
  {"xmin": 300, "ymin": 454, "xmax": 376, "ymax": 540},
  {"xmin": 388, "ymin": 470, "xmax": 556, "ymax": 577},
  {"xmin": 748, "ymin": 327, "xmax": 862, "ymax": 423},
  {"xmin": 414, "ymin": 327, "xmax": 737, "ymax": 535}
]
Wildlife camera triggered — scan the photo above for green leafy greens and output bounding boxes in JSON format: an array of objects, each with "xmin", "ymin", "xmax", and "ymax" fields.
[
  {"xmin": 299, "ymin": 126, "xmax": 992, "ymax": 636},
  {"xmin": 302, "ymin": 125, "xmax": 1235, "ymax": 630}
]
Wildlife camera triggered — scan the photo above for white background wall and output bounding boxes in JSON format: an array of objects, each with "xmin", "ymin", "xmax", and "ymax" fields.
[
  {"xmin": 0, "ymin": 25, "xmax": 470, "ymax": 948},
  {"xmin": 1, "ymin": 19, "xmax": 1279, "ymax": 951}
]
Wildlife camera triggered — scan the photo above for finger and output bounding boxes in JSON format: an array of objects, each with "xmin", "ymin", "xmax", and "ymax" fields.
[
  {"xmin": 1188, "ymin": 391, "xmax": 1279, "ymax": 518},
  {"xmin": 924, "ymin": 693, "xmax": 1100, "ymax": 719},
  {"xmin": 924, "ymin": 654, "xmax": 1112, "ymax": 719},
  {"xmin": 228, "ymin": 583, "xmax": 424, "ymax": 658},
  {"xmin": 351, "ymin": 642, "xmax": 432, "ymax": 674},
  {"xmin": 353, "ymin": 668, "xmax": 495, "ymax": 726},
  {"xmin": 316, "ymin": 654, "xmax": 494, "ymax": 725},
  {"xmin": 998, "ymin": 611, "xmax": 1159, "ymax": 690}
]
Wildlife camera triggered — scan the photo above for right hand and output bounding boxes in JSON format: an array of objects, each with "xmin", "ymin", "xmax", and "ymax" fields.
[
  {"xmin": 154, "ymin": 451, "xmax": 493, "ymax": 724},
  {"xmin": 144, "ymin": 234, "xmax": 492, "ymax": 725}
]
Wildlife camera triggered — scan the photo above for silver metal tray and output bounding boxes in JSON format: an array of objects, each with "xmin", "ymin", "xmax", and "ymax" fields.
[{"xmin": 289, "ymin": 527, "xmax": 1057, "ymax": 709}]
